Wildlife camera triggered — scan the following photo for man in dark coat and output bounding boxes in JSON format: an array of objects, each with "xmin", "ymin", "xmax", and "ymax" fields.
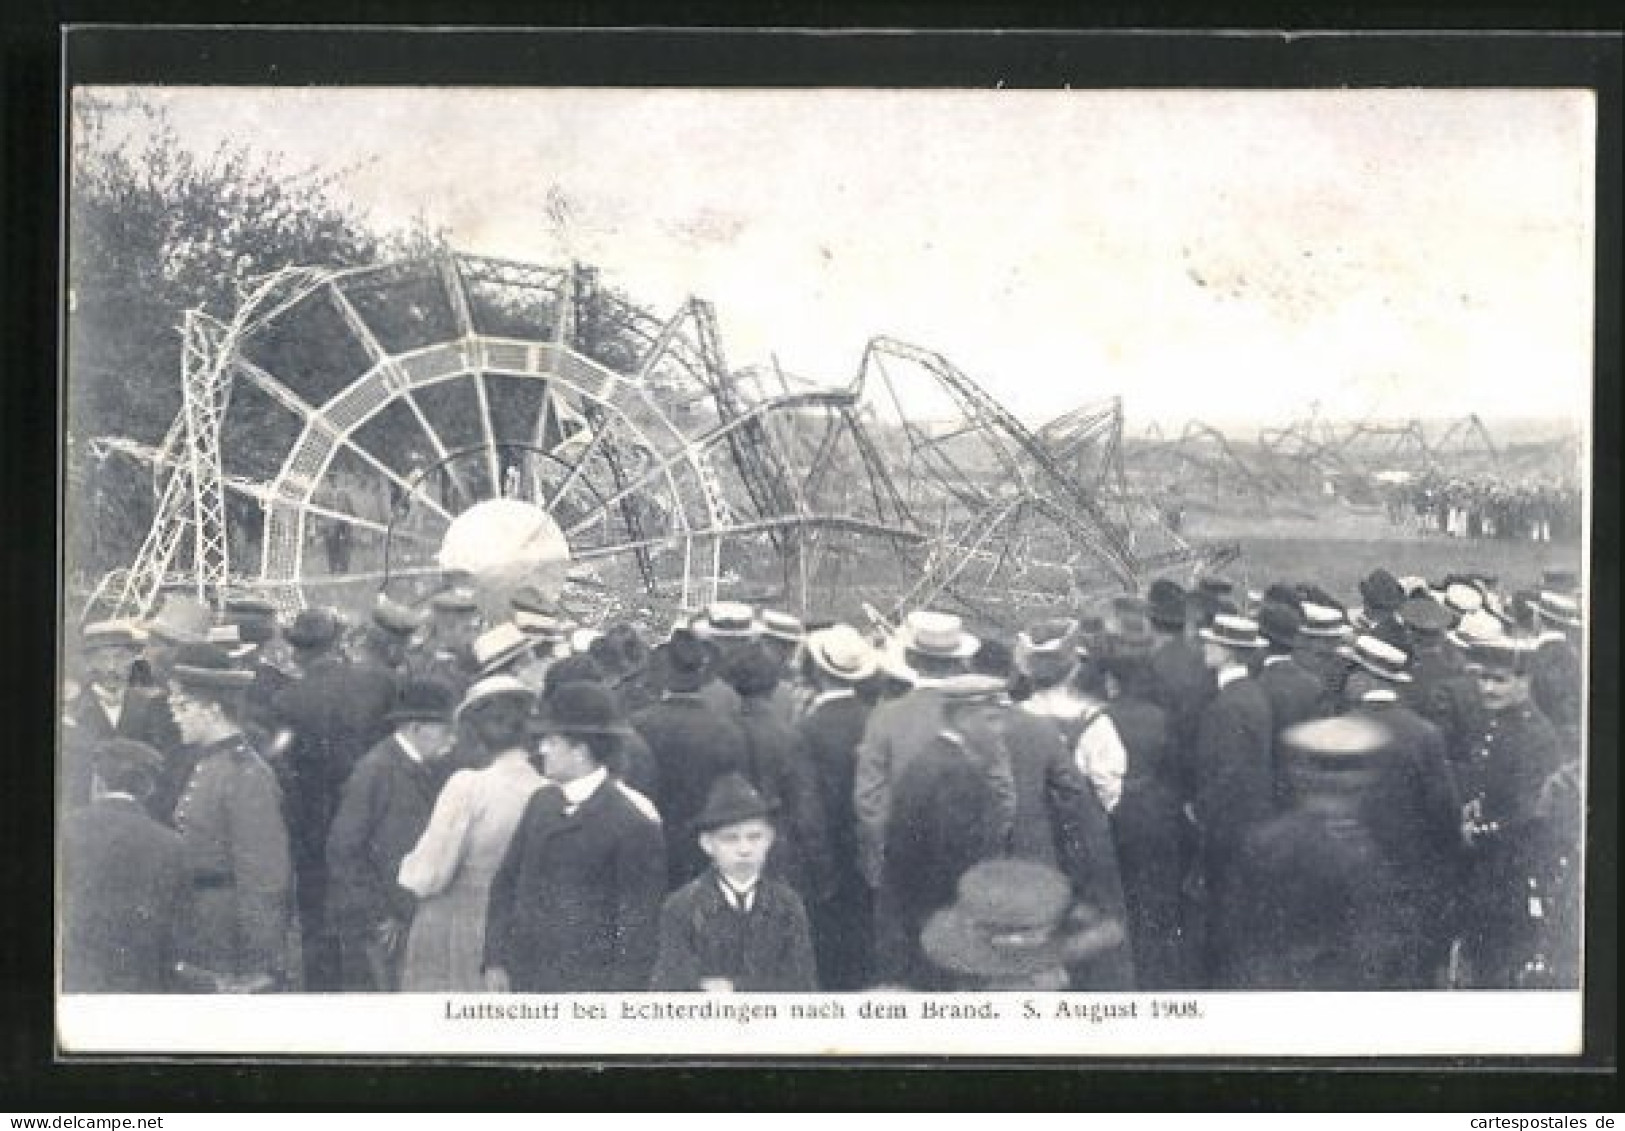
[
  {"xmin": 1340, "ymin": 634, "xmax": 1464, "ymax": 986},
  {"xmin": 484, "ymin": 684, "xmax": 666, "ymax": 992},
  {"xmin": 167, "ymin": 643, "xmax": 297, "ymax": 991},
  {"xmin": 1527, "ymin": 590, "xmax": 1583, "ymax": 756},
  {"xmin": 1192, "ymin": 614, "xmax": 1277, "ymax": 987},
  {"xmin": 650, "ymin": 774, "xmax": 818, "ymax": 992},
  {"xmin": 1354, "ymin": 568, "xmax": 1410, "ymax": 650},
  {"xmin": 795, "ymin": 624, "xmax": 880, "ymax": 989},
  {"xmin": 324, "ymin": 679, "xmax": 456, "ymax": 991},
  {"xmin": 65, "ymin": 620, "xmax": 178, "ymax": 812},
  {"xmin": 689, "ymin": 601, "xmax": 754, "ymax": 718},
  {"xmin": 632, "ymin": 629, "xmax": 750, "ymax": 887},
  {"xmin": 269, "ymin": 607, "xmax": 398, "ymax": 990},
  {"xmin": 1456, "ymin": 638, "xmax": 1566, "ymax": 988},
  {"xmin": 1293, "ymin": 601, "xmax": 1352, "ymax": 717},
  {"xmin": 61, "ymin": 738, "xmax": 187, "ymax": 992},
  {"xmin": 1400, "ymin": 595, "xmax": 1485, "ymax": 766},
  {"xmin": 1254, "ymin": 600, "xmax": 1325, "ymax": 804},
  {"xmin": 1231, "ymin": 716, "xmax": 1425, "ymax": 990},
  {"xmin": 1144, "ymin": 579, "xmax": 1214, "ymax": 804}
]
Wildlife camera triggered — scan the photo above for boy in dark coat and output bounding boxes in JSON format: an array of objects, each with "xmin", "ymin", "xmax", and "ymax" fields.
[
  {"xmin": 325, "ymin": 678, "xmax": 457, "ymax": 990},
  {"xmin": 650, "ymin": 773, "xmax": 818, "ymax": 992}
]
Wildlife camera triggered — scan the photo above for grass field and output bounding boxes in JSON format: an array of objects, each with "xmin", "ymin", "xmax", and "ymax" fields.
[{"xmin": 1182, "ymin": 503, "xmax": 1584, "ymax": 607}]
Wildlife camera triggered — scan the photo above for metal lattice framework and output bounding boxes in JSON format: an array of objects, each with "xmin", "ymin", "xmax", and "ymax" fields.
[{"xmin": 83, "ymin": 251, "xmax": 1225, "ymax": 630}]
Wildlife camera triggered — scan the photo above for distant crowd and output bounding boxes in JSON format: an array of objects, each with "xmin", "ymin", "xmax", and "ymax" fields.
[
  {"xmin": 61, "ymin": 561, "xmax": 1585, "ymax": 995},
  {"xmin": 1389, "ymin": 477, "xmax": 1582, "ymax": 543}
]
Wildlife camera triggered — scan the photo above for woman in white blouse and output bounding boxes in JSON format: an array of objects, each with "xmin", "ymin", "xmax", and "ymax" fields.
[{"xmin": 398, "ymin": 676, "xmax": 544, "ymax": 991}]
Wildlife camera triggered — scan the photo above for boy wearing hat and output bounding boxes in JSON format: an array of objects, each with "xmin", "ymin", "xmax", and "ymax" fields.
[
  {"xmin": 649, "ymin": 773, "xmax": 818, "ymax": 992},
  {"xmin": 167, "ymin": 643, "xmax": 297, "ymax": 990},
  {"xmin": 61, "ymin": 738, "xmax": 187, "ymax": 992},
  {"xmin": 325, "ymin": 678, "xmax": 458, "ymax": 991},
  {"xmin": 484, "ymin": 683, "xmax": 666, "ymax": 992}
]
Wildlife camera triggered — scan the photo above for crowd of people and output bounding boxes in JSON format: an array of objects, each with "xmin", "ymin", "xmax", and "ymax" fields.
[
  {"xmin": 1388, "ymin": 476, "xmax": 1582, "ymax": 543},
  {"xmin": 60, "ymin": 562, "xmax": 1585, "ymax": 995}
]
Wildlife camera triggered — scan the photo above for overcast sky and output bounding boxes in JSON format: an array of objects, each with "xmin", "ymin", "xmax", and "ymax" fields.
[{"xmin": 85, "ymin": 86, "xmax": 1595, "ymax": 431}]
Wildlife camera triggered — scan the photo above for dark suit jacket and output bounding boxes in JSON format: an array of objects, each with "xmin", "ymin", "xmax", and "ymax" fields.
[
  {"xmin": 61, "ymin": 796, "xmax": 187, "ymax": 992},
  {"xmin": 484, "ymin": 777, "xmax": 667, "ymax": 991},
  {"xmin": 632, "ymin": 693, "xmax": 749, "ymax": 887},
  {"xmin": 1194, "ymin": 674, "xmax": 1277, "ymax": 867},
  {"xmin": 71, "ymin": 682, "xmax": 185, "ymax": 822},
  {"xmin": 797, "ymin": 693, "xmax": 872, "ymax": 896},
  {"xmin": 1148, "ymin": 636, "xmax": 1214, "ymax": 800},
  {"xmin": 1405, "ymin": 640, "xmax": 1485, "ymax": 765},
  {"xmin": 325, "ymin": 734, "xmax": 443, "ymax": 935},
  {"xmin": 1257, "ymin": 655, "xmax": 1327, "ymax": 802},
  {"xmin": 649, "ymin": 872, "xmax": 817, "ymax": 991},
  {"xmin": 737, "ymin": 695, "xmax": 833, "ymax": 902}
]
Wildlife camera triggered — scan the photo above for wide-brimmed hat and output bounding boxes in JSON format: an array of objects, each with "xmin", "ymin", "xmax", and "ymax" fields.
[
  {"xmin": 81, "ymin": 619, "xmax": 147, "ymax": 651},
  {"xmin": 529, "ymin": 681, "xmax": 633, "ymax": 739},
  {"xmin": 1398, "ymin": 595, "xmax": 1453, "ymax": 634},
  {"xmin": 1449, "ymin": 609, "xmax": 1508, "ymax": 650},
  {"xmin": 921, "ymin": 860, "xmax": 1079, "ymax": 978},
  {"xmin": 691, "ymin": 601, "xmax": 758, "ymax": 641},
  {"xmin": 454, "ymin": 674, "xmax": 535, "ymax": 724},
  {"xmin": 144, "ymin": 595, "xmax": 212, "ymax": 645},
  {"xmin": 805, "ymin": 624, "xmax": 879, "ymax": 683},
  {"xmin": 692, "ymin": 772, "xmax": 777, "ymax": 833},
  {"xmin": 1298, "ymin": 603, "xmax": 1349, "ymax": 640},
  {"xmin": 1338, "ymin": 634, "xmax": 1413, "ymax": 683},
  {"xmin": 472, "ymin": 622, "xmax": 536, "ymax": 675},
  {"xmin": 1145, "ymin": 578, "xmax": 1188, "ymax": 630},
  {"xmin": 1256, "ymin": 600, "xmax": 1303, "ymax": 648},
  {"xmin": 284, "ymin": 607, "xmax": 343, "ymax": 651},
  {"xmin": 897, "ymin": 610, "xmax": 979, "ymax": 663},
  {"xmin": 385, "ymin": 678, "xmax": 457, "ymax": 725},
  {"xmin": 1533, "ymin": 591, "xmax": 1583, "ymax": 630},
  {"xmin": 1359, "ymin": 569, "xmax": 1406, "ymax": 614},
  {"xmin": 1443, "ymin": 583, "xmax": 1484, "ymax": 619},
  {"xmin": 1197, "ymin": 614, "xmax": 1266, "ymax": 650},
  {"xmin": 1280, "ymin": 715, "xmax": 1392, "ymax": 771},
  {"xmin": 169, "ymin": 641, "xmax": 256, "ymax": 692},
  {"xmin": 758, "ymin": 610, "xmax": 805, "ymax": 644},
  {"xmin": 372, "ymin": 595, "xmax": 427, "ymax": 637},
  {"xmin": 1013, "ymin": 618, "xmax": 1081, "ymax": 680}
]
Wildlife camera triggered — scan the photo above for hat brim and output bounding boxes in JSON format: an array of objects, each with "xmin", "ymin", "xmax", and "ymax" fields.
[
  {"xmin": 692, "ymin": 623, "xmax": 757, "ymax": 640},
  {"xmin": 693, "ymin": 798, "xmax": 779, "ymax": 833},
  {"xmin": 385, "ymin": 708, "xmax": 452, "ymax": 725},
  {"xmin": 808, "ymin": 641, "xmax": 879, "ymax": 683},
  {"xmin": 1339, "ymin": 648, "xmax": 1413, "ymax": 684},
  {"xmin": 1534, "ymin": 606, "xmax": 1584, "ymax": 629},
  {"xmin": 1197, "ymin": 628, "xmax": 1266, "ymax": 649},
  {"xmin": 477, "ymin": 638, "xmax": 537, "ymax": 676},
  {"xmin": 921, "ymin": 907, "xmax": 1069, "ymax": 979},
  {"xmin": 170, "ymin": 665, "xmax": 256, "ymax": 691}
]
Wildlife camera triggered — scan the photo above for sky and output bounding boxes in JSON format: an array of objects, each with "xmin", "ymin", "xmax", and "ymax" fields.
[{"xmin": 82, "ymin": 86, "xmax": 1596, "ymax": 432}]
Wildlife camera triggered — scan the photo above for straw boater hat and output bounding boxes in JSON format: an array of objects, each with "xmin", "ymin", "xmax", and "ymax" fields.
[
  {"xmin": 1338, "ymin": 634, "xmax": 1413, "ymax": 684},
  {"xmin": 921, "ymin": 860, "xmax": 1089, "ymax": 979},
  {"xmin": 888, "ymin": 610, "xmax": 980, "ymax": 685},
  {"xmin": 805, "ymin": 624, "xmax": 879, "ymax": 683},
  {"xmin": 1443, "ymin": 582, "xmax": 1485, "ymax": 620},
  {"xmin": 758, "ymin": 610, "xmax": 805, "ymax": 645},
  {"xmin": 1197, "ymin": 613, "xmax": 1267, "ymax": 651},
  {"xmin": 372, "ymin": 594, "xmax": 428, "ymax": 637},
  {"xmin": 1533, "ymin": 591, "xmax": 1583, "ymax": 631},
  {"xmin": 144, "ymin": 595, "xmax": 213, "ymax": 646},
  {"xmin": 1013, "ymin": 618, "xmax": 1082, "ymax": 681},
  {"xmin": 692, "ymin": 772, "xmax": 777, "ymax": 833},
  {"xmin": 1298, "ymin": 603, "xmax": 1349, "ymax": 640},
  {"xmin": 384, "ymin": 678, "xmax": 457, "ymax": 726},
  {"xmin": 528, "ymin": 681, "xmax": 633, "ymax": 740},
  {"xmin": 1279, "ymin": 715, "xmax": 1391, "ymax": 783},
  {"xmin": 471, "ymin": 622, "xmax": 536, "ymax": 675},
  {"xmin": 1449, "ymin": 609, "xmax": 1507, "ymax": 650},
  {"xmin": 81, "ymin": 619, "xmax": 147, "ymax": 651},
  {"xmin": 453, "ymin": 674, "xmax": 534, "ymax": 725},
  {"xmin": 691, "ymin": 601, "xmax": 758, "ymax": 641}
]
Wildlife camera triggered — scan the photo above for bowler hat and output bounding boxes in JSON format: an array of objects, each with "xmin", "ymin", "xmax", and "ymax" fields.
[
  {"xmin": 1256, "ymin": 600, "xmax": 1303, "ymax": 648},
  {"xmin": 1398, "ymin": 596, "xmax": 1452, "ymax": 634},
  {"xmin": 921, "ymin": 860, "xmax": 1082, "ymax": 978},
  {"xmin": 169, "ymin": 642, "xmax": 256, "ymax": 691},
  {"xmin": 1197, "ymin": 576, "xmax": 1234, "ymax": 598},
  {"xmin": 661, "ymin": 628, "xmax": 713, "ymax": 690},
  {"xmin": 284, "ymin": 607, "xmax": 342, "ymax": 651},
  {"xmin": 1339, "ymin": 634, "xmax": 1412, "ymax": 683},
  {"xmin": 1359, "ymin": 569, "xmax": 1406, "ymax": 614},
  {"xmin": 373, "ymin": 595, "xmax": 427, "ymax": 636},
  {"xmin": 693, "ymin": 772, "xmax": 777, "ymax": 833},
  {"xmin": 806, "ymin": 624, "xmax": 878, "ymax": 683},
  {"xmin": 1198, "ymin": 614, "xmax": 1266, "ymax": 650},
  {"xmin": 386, "ymin": 678, "xmax": 457, "ymax": 725},
  {"xmin": 1146, "ymin": 579, "xmax": 1187, "ymax": 630},
  {"xmin": 530, "ymin": 681, "xmax": 633, "ymax": 739}
]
